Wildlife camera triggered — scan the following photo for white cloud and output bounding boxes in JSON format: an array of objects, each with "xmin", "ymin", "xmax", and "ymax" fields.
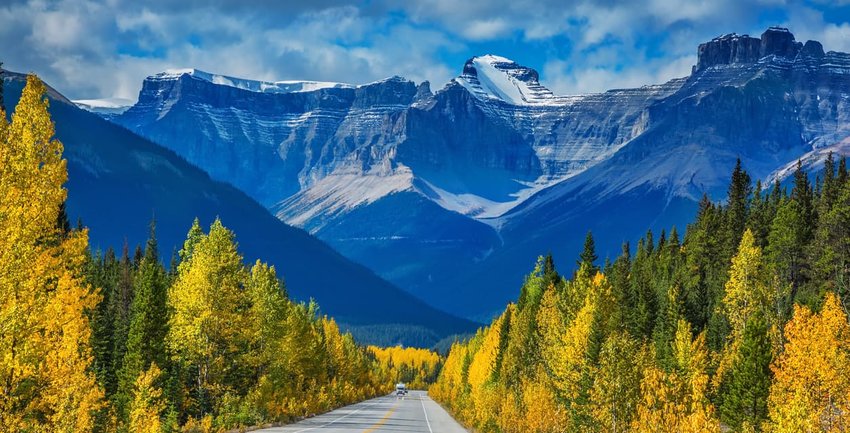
[
  {"xmin": 0, "ymin": 0, "xmax": 847, "ymax": 105},
  {"xmin": 542, "ymin": 54, "xmax": 694, "ymax": 95},
  {"xmin": 0, "ymin": 1, "xmax": 461, "ymax": 101}
]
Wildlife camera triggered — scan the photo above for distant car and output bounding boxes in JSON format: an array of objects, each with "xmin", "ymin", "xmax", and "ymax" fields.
[{"xmin": 395, "ymin": 383, "xmax": 407, "ymax": 396}]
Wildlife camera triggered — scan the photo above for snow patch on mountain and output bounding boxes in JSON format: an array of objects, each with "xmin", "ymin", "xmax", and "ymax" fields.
[
  {"xmin": 74, "ymin": 98, "xmax": 134, "ymax": 115},
  {"xmin": 157, "ymin": 68, "xmax": 354, "ymax": 94},
  {"xmin": 418, "ymin": 176, "xmax": 564, "ymax": 219},
  {"xmin": 765, "ymin": 137, "xmax": 850, "ymax": 185},
  {"xmin": 276, "ymin": 167, "xmax": 415, "ymax": 229},
  {"xmin": 456, "ymin": 55, "xmax": 566, "ymax": 106}
]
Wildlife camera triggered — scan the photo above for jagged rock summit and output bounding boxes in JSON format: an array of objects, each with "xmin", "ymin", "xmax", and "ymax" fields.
[{"xmin": 695, "ymin": 26, "xmax": 827, "ymax": 71}]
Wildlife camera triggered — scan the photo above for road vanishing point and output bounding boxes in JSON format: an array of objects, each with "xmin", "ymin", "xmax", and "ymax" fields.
[{"xmin": 258, "ymin": 390, "xmax": 468, "ymax": 433}]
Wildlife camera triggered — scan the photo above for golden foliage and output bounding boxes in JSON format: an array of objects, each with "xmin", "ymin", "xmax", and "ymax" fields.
[
  {"xmin": 590, "ymin": 332, "xmax": 650, "ymax": 433},
  {"xmin": 368, "ymin": 345, "xmax": 441, "ymax": 390},
  {"xmin": 0, "ymin": 75, "xmax": 104, "ymax": 432},
  {"xmin": 129, "ymin": 364, "xmax": 165, "ymax": 433},
  {"xmin": 767, "ymin": 292, "xmax": 850, "ymax": 432},
  {"xmin": 632, "ymin": 321, "xmax": 721, "ymax": 433}
]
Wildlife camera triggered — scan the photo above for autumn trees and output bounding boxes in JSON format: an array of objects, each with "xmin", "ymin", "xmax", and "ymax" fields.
[
  {"xmin": 0, "ymin": 75, "xmax": 104, "ymax": 431},
  {"xmin": 767, "ymin": 293, "xmax": 850, "ymax": 432},
  {"xmin": 433, "ymin": 154, "xmax": 850, "ymax": 433},
  {"xmin": 0, "ymin": 75, "xmax": 439, "ymax": 433}
]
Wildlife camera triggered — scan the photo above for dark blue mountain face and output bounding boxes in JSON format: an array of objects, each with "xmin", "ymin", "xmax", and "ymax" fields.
[
  {"xmin": 108, "ymin": 28, "xmax": 850, "ymax": 319},
  {"xmin": 2, "ymin": 73, "xmax": 479, "ymax": 345}
]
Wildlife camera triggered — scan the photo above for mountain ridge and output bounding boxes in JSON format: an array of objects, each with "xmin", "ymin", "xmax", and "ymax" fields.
[
  {"xmin": 2, "ymin": 70, "xmax": 480, "ymax": 344},
  {"xmin": 98, "ymin": 26, "xmax": 850, "ymax": 318}
]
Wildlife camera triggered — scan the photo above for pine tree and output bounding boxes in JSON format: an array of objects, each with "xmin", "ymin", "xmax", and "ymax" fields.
[
  {"xmin": 718, "ymin": 312, "xmax": 772, "ymax": 430},
  {"xmin": 110, "ymin": 243, "xmax": 134, "ymax": 401},
  {"xmin": 578, "ymin": 231, "xmax": 599, "ymax": 273},
  {"xmin": 791, "ymin": 160, "xmax": 815, "ymax": 245},
  {"xmin": 810, "ymin": 180, "xmax": 850, "ymax": 310},
  {"xmin": 726, "ymin": 158, "xmax": 752, "ymax": 256},
  {"xmin": 118, "ymin": 221, "xmax": 170, "ymax": 424},
  {"xmin": 767, "ymin": 198, "xmax": 807, "ymax": 311},
  {"xmin": 0, "ymin": 75, "xmax": 104, "ymax": 431}
]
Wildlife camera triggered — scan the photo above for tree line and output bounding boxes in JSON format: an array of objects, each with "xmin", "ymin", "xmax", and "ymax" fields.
[
  {"xmin": 0, "ymin": 75, "xmax": 441, "ymax": 432},
  {"xmin": 432, "ymin": 154, "xmax": 850, "ymax": 432}
]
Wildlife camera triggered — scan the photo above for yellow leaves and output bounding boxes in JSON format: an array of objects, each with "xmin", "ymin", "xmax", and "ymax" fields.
[
  {"xmin": 370, "ymin": 345, "xmax": 441, "ymax": 390},
  {"xmin": 767, "ymin": 293, "xmax": 850, "ymax": 432},
  {"xmin": 129, "ymin": 364, "xmax": 165, "ymax": 433},
  {"xmin": 430, "ymin": 342, "xmax": 467, "ymax": 406},
  {"xmin": 167, "ymin": 219, "xmax": 249, "ymax": 399},
  {"xmin": 546, "ymin": 274, "xmax": 612, "ymax": 403},
  {"xmin": 0, "ymin": 75, "xmax": 103, "ymax": 432},
  {"xmin": 467, "ymin": 311, "xmax": 506, "ymax": 392},
  {"xmin": 590, "ymin": 332, "xmax": 651, "ymax": 433},
  {"xmin": 631, "ymin": 324, "xmax": 721, "ymax": 433},
  {"xmin": 520, "ymin": 370, "xmax": 568, "ymax": 433},
  {"xmin": 724, "ymin": 229, "xmax": 774, "ymax": 336}
]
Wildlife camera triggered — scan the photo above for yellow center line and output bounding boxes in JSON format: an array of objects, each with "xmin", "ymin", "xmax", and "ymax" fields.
[{"xmin": 362, "ymin": 402, "xmax": 399, "ymax": 433}]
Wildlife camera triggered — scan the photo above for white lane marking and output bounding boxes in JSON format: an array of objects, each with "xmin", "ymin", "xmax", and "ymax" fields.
[
  {"xmin": 290, "ymin": 398, "xmax": 385, "ymax": 433},
  {"xmin": 420, "ymin": 393, "xmax": 434, "ymax": 433}
]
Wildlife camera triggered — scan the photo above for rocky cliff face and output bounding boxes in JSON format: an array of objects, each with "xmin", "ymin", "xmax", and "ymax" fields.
[
  {"xmin": 693, "ymin": 27, "xmax": 828, "ymax": 72},
  {"xmin": 110, "ymin": 28, "xmax": 850, "ymax": 318}
]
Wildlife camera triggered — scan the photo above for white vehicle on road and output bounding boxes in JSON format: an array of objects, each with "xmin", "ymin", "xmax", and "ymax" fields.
[{"xmin": 396, "ymin": 382, "xmax": 408, "ymax": 396}]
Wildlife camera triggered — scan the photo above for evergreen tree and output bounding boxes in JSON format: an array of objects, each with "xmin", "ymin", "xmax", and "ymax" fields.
[
  {"xmin": 110, "ymin": 244, "xmax": 134, "ymax": 402},
  {"xmin": 719, "ymin": 313, "xmax": 772, "ymax": 431},
  {"xmin": 118, "ymin": 221, "xmax": 170, "ymax": 424},
  {"xmin": 767, "ymin": 198, "xmax": 807, "ymax": 311},
  {"xmin": 791, "ymin": 160, "xmax": 815, "ymax": 245},
  {"xmin": 726, "ymin": 158, "xmax": 752, "ymax": 257},
  {"xmin": 820, "ymin": 152, "xmax": 838, "ymax": 213},
  {"xmin": 578, "ymin": 231, "xmax": 599, "ymax": 273},
  {"xmin": 682, "ymin": 195, "xmax": 727, "ymax": 341},
  {"xmin": 627, "ymin": 236, "xmax": 657, "ymax": 339},
  {"xmin": 542, "ymin": 253, "xmax": 560, "ymax": 290},
  {"xmin": 810, "ymin": 180, "xmax": 850, "ymax": 308}
]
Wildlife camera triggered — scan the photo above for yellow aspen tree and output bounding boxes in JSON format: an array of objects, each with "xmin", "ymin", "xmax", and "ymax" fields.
[
  {"xmin": 716, "ymin": 229, "xmax": 775, "ymax": 391},
  {"xmin": 767, "ymin": 292, "xmax": 850, "ymax": 432},
  {"xmin": 129, "ymin": 364, "xmax": 165, "ymax": 433},
  {"xmin": 521, "ymin": 369, "xmax": 568, "ymax": 433},
  {"xmin": 430, "ymin": 341, "xmax": 467, "ymax": 409},
  {"xmin": 632, "ymin": 320, "xmax": 721, "ymax": 433},
  {"xmin": 590, "ymin": 333, "xmax": 651, "ymax": 433},
  {"xmin": 549, "ymin": 274, "xmax": 612, "ymax": 404},
  {"xmin": 0, "ymin": 75, "xmax": 103, "ymax": 432},
  {"xmin": 722, "ymin": 229, "xmax": 775, "ymax": 342},
  {"xmin": 467, "ymin": 311, "xmax": 508, "ymax": 429},
  {"xmin": 167, "ymin": 218, "xmax": 249, "ymax": 416}
]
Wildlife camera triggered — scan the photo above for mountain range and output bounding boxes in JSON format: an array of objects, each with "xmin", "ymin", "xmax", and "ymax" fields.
[
  {"xmin": 2, "ymin": 71, "xmax": 479, "ymax": 347},
  {"xmin": 80, "ymin": 27, "xmax": 850, "ymax": 320}
]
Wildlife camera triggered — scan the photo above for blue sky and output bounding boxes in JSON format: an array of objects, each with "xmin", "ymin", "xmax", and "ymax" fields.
[{"xmin": 2, "ymin": 0, "xmax": 849, "ymax": 102}]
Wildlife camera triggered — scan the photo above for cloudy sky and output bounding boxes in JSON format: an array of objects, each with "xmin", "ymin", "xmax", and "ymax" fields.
[{"xmin": 2, "ymin": 0, "xmax": 849, "ymax": 102}]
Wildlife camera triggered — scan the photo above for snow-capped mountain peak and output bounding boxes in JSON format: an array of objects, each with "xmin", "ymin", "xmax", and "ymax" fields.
[
  {"xmin": 154, "ymin": 68, "xmax": 354, "ymax": 94},
  {"xmin": 455, "ymin": 55, "xmax": 560, "ymax": 106}
]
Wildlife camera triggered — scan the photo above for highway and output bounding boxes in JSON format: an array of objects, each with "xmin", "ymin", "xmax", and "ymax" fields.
[{"xmin": 258, "ymin": 391, "xmax": 469, "ymax": 433}]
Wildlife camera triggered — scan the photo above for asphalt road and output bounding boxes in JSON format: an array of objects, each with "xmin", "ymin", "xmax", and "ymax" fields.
[{"xmin": 258, "ymin": 391, "xmax": 469, "ymax": 433}]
